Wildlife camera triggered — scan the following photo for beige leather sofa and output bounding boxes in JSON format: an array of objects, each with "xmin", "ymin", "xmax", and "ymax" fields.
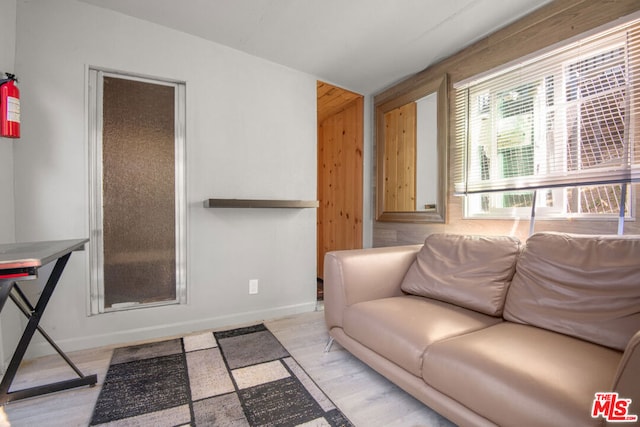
[{"xmin": 324, "ymin": 232, "xmax": 640, "ymax": 427}]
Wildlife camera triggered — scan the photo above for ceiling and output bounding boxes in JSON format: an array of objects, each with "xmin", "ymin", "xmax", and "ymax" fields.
[{"xmin": 78, "ymin": 0, "xmax": 552, "ymax": 95}]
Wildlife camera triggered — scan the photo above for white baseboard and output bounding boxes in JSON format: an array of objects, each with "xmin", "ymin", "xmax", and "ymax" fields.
[{"xmin": 22, "ymin": 301, "xmax": 318, "ymax": 360}]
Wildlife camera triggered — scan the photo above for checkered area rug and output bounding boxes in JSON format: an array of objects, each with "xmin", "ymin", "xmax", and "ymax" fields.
[{"xmin": 90, "ymin": 324, "xmax": 352, "ymax": 426}]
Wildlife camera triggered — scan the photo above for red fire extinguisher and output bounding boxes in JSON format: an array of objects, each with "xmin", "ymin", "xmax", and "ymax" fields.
[{"xmin": 0, "ymin": 73, "xmax": 20, "ymax": 138}]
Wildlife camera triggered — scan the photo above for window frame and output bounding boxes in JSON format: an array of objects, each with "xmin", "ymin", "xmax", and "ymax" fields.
[{"xmin": 456, "ymin": 21, "xmax": 639, "ymax": 220}]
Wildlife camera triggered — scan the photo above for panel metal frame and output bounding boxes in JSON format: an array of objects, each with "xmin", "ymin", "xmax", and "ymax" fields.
[{"xmin": 87, "ymin": 67, "xmax": 187, "ymax": 314}]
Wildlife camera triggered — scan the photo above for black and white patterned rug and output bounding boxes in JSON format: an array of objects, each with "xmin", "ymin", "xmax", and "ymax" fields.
[{"xmin": 90, "ymin": 323, "xmax": 352, "ymax": 426}]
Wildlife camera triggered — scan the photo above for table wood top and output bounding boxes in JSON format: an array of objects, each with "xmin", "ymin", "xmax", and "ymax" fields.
[{"xmin": 0, "ymin": 239, "xmax": 88, "ymax": 270}]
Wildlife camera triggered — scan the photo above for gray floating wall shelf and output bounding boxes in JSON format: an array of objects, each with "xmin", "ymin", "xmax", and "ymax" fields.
[{"xmin": 203, "ymin": 199, "xmax": 319, "ymax": 209}]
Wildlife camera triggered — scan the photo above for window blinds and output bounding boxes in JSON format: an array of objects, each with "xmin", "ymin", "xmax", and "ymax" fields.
[{"xmin": 454, "ymin": 18, "xmax": 640, "ymax": 196}]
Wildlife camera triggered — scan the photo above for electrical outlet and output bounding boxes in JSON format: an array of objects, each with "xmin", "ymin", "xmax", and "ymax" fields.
[{"xmin": 249, "ymin": 279, "xmax": 259, "ymax": 294}]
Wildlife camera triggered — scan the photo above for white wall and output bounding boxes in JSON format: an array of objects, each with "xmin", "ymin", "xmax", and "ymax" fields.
[
  {"xmin": 0, "ymin": 0, "xmax": 22, "ymax": 371},
  {"xmin": 13, "ymin": 0, "xmax": 319, "ymax": 357},
  {"xmin": 0, "ymin": 0, "xmax": 16, "ymax": 243}
]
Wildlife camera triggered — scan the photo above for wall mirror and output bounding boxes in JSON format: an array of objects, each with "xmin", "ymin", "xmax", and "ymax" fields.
[{"xmin": 376, "ymin": 74, "xmax": 448, "ymax": 223}]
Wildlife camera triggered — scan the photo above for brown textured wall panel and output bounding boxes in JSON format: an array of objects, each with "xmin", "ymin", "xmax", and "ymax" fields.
[{"xmin": 102, "ymin": 77, "xmax": 176, "ymax": 307}]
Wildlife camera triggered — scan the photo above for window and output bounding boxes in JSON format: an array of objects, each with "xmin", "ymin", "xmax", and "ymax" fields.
[
  {"xmin": 88, "ymin": 69, "xmax": 187, "ymax": 314},
  {"xmin": 455, "ymin": 18, "xmax": 640, "ymax": 219}
]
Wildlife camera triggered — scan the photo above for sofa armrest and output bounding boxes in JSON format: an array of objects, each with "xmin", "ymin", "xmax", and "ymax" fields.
[
  {"xmin": 608, "ymin": 329, "xmax": 640, "ymax": 426},
  {"xmin": 324, "ymin": 245, "xmax": 421, "ymax": 330}
]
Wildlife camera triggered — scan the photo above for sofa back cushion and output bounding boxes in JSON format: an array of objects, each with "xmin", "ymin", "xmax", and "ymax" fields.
[
  {"xmin": 504, "ymin": 232, "xmax": 640, "ymax": 351},
  {"xmin": 400, "ymin": 233, "xmax": 521, "ymax": 316}
]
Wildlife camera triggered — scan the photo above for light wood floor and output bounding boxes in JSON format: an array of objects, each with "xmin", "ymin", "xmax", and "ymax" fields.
[{"xmin": 0, "ymin": 309, "xmax": 456, "ymax": 427}]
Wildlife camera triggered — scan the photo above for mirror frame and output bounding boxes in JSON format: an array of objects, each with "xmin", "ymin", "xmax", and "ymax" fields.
[{"xmin": 375, "ymin": 73, "xmax": 448, "ymax": 223}]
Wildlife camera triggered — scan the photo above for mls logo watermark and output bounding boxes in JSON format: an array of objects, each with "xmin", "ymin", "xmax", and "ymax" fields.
[{"xmin": 592, "ymin": 392, "xmax": 638, "ymax": 422}]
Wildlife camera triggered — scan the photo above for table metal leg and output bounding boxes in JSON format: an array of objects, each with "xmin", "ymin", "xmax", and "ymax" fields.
[
  {"xmin": 0, "ymin": 254, "xmax": 97, "ymax": 404},
  {"xmin": 9, "ymin": 291, "xmax": 87, "ymax": 379}
]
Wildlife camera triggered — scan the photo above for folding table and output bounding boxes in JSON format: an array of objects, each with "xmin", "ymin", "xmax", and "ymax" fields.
[{"xmin": 0, "ymin": 238, "xmax": 97, "ymax": 404}]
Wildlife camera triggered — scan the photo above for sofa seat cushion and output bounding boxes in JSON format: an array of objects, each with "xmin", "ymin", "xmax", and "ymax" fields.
[
  {"xmin": 401, "ymin": 233, "xmax": 521, "ymax": 316},
  {"xmin": 342, "ymin": 295, "xmax": 502, "ymax": 377},
  {"xmin": 422, "ymin": 322, "xmax": 622, "ymax": 427}
]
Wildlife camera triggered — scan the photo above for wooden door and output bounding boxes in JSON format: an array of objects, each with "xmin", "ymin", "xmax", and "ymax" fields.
[{"xmin": 317, "ymin": 82, "xmax": 363, "ymax": 278}]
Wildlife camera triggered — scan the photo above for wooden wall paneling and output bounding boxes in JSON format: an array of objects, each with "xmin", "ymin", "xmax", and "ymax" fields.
[
  {"xmin": 317, "ymin": 93, "xmax": 363, "ymax": 277},
  {"xmin": 317, "ymin": 122, "xmax": 325, "ymax": 276},
  {"xmin": 348, "ymin": 98, "xmax": 364, "ymax": 248},
  {"xmin": 318, "ymin": 117, "xmax": 333, "ymax": 276},
  {"xmin": 317, "ymin": 81, "xmax": 361, "ymax": 123},
  {"xmin": 319, "ymin": 112, "xmax": 341, "ymax": 276},
  {"xmin": 343, "ymin": 106, "xmax": 354, "ymax": 253},
  {"xmin": 318, "ymin": 112, "xmax": 331, "ymax": 276},
  {"xmin": 332, "ymin": 112, "xmax": 344, "ymax": 251},
  {"xmin": 384, "ymin": 108, "xmax": 398, "ymax": 211},
  {"xmin": 396, "ymin": 107, "xmax": 409, "ymax": 210}
]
